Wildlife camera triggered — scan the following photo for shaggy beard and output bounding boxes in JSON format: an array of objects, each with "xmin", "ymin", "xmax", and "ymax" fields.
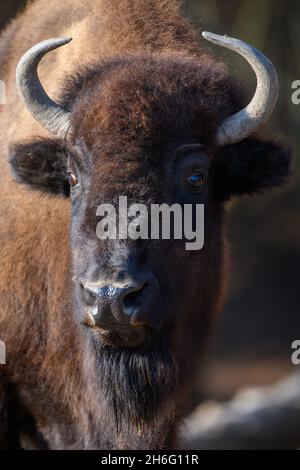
[{"xmin": 90, "ymin": 333, "xmax": 178, "ymax": 433}]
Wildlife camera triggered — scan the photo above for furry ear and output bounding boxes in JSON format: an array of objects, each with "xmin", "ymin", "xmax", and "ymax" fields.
[
  {"xmin": 212, "ymin": 138, "xmax": 292, "ymax": 202},
  {"xmin": 9, "ymin": 138, "xmax": 70, "ymax": 197}
]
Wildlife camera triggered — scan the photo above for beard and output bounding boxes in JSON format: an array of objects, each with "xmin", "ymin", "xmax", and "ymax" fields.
[{"xmin": 90, "ymin": 332, "xmax": 179, "ymax": 433}]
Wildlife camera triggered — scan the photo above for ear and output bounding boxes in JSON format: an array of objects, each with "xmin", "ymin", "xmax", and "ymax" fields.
[
  {"xmin": 9, "ymin": 138, "xmax": 70, "ymax": 197},
  {"xmin": 212, "ymin": 138, "xmax": 292, "ymax": 202}
]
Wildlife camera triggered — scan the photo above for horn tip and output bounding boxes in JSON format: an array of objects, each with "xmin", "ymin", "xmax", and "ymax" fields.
[
  {"xmin": 60, "ymin": 37, "xmax": 73, "ymax": 45},
  {"xmin": 202, "ymin": 31, "xmax": 224, "ymax": 42}
]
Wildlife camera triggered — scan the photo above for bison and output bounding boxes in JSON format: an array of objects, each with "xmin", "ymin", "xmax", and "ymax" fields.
[{"xmin": 0, "ymin": 0, "xmax": 291, "ymax": 449}]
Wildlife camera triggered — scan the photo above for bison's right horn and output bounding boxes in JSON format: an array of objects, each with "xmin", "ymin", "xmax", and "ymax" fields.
[{"xmin": 16, "ymin": 38, "xmax": 73, "ymax": 139}]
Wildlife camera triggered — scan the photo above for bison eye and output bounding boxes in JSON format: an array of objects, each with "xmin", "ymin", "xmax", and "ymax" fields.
[
  {"xmin": 67, "ymin": 172, "xmax": 78, "ymax": 188},
  {"xmin": 187, "ymin": 173, "xmax": 206, "ymax": 191}
]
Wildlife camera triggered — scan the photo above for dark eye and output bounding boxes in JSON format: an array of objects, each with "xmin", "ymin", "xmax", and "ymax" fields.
[
  {"xmin": 187, "ymin": 173, "xmax": 206, "ymax": 191},
  {"xmin": 67, "ymin": 172, "xmax": 78, "ymax": 188}
]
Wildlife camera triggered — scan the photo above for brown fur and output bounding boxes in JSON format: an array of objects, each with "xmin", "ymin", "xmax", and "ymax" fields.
[{"xmin": 0, "ymin": 0, "xmax": 291, "ymax": 449}]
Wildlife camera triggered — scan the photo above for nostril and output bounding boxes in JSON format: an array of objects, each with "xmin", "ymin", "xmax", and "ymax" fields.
[{"xmin": 123, "ymin": 282, "xmax": 149, "ymax": 314}]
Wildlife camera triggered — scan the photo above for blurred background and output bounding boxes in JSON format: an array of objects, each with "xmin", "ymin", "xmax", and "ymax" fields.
[{"xmin": 1, "ymin": 0, "xmax": 300, "ymax": 449}]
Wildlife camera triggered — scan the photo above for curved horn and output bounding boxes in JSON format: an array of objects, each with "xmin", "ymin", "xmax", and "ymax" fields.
[
  {"xmin": 202, "ymin": 32, "xmax": 279, "ymax": 146},
  {"xmin": 16, "ymin": 38, "xmax": 73, "ymax": 139}
]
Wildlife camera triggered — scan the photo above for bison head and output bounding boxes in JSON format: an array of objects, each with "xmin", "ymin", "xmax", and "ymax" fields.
[{"xmin": 9, "ymin": 33, "xmax": 291, "ymax": 428}]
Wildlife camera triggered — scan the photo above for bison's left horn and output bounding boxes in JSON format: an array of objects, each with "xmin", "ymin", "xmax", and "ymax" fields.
[
  {"xmin": 16, "ymin": 38, "xmax": 73, "ymax": 139},
  {"xmin": 202, "ymin": 32, "xmax": 279, "ymax": 146}
]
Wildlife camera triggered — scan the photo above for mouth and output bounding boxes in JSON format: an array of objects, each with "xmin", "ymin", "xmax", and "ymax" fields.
[
  {"xmin": 96, "ymin": 326, "xmax": 151, "ymax": 348},
  {"xmin": 83, "ymin": 313, "xmax": 152, "ymax": 348}
]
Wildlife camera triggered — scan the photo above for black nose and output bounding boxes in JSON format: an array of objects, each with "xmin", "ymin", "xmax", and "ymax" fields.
[{"xmin": 82, "ymin": 272, "xmax": 161, "ymax": 330}]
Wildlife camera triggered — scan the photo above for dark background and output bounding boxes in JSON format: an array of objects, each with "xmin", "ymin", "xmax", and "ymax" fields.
[{"xmin": 1, "ymin": 0, "xmax": 300, "ymax": 400}]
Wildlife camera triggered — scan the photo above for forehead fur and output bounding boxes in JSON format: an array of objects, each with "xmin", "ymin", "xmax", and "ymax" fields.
[{"xmin": 63, "ymin": 53, "xmax": 244, "ymax": 154}]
